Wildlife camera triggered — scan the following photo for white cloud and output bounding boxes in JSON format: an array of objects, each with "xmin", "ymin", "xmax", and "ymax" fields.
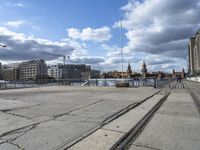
[
  {"xmin": 101, "ymin": 44, "xmax": 121, "ymax": 57},
  {"xmin": 69, "ymin": 56, "xmax": 105, "ymax": 64},
  {"xmin": 67, "ymin": 26, "xmax": 111, "ymax": 42},
  {"xmin": 0, "ymin": 27, "xmax": 74, "ymax": 61},
  {"xmin": 31, "ymin": 25, "xmax": 40, "ymax": 31},
  {"xmin": 0, "ymin": 27, "xmax": 105, "ymax": 70},
  {"xmin": 119, "ymin": 0, "xmax": 200, "ymax": 58},
  {"xmin": 61, "ymin": 38, "xmax": 88, "ymax": 58},
  {"xmin": 4, "ymin": 20, "xmax": 41, "ymax": 32},
  {"xmin": 112, "ymin": 0, "xmax": 200, "ymax": 71},
  {"xmin": 14, "ymin": 3, "xmax": 25, "ymax": 7},
  {"xmin": 5, "ymin": 2, "xmax": 26, "ymax": 8},
  {"xmin": 100, "ymin": 44, "xmax": 142, "ymax": 71},
  {"xmin": 6, "ymin": 20, "xmax": 26, "ymax": 28}
]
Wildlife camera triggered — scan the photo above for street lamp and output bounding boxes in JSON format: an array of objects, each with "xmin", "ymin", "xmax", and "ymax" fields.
[{"xmin": 0, "ymin": 44, "xmax": 7, "ymax": 48}]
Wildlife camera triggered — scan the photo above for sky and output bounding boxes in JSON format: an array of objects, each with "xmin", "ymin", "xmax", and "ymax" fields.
[{"xmin": 0, "ymin": 0, "xmax": 200, "ymax": 72}]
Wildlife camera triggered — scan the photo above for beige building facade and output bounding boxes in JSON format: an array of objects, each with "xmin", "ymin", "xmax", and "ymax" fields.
[
  {"xmin": 1, "ymin": 63, "xmax": 19, "ymax": 80},
  {"xmin": 188, "ymin": 29, "xmax": 200, "ymax": 75},
  {"xmin": 18, "ymin": 59, "xmax": 47, "ymax": 80}
]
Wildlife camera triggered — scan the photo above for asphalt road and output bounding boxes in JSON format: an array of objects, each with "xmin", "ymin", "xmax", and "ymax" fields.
[{"xmin": 0, "ymin": 86, "xmax": 159, "ymax": 150}]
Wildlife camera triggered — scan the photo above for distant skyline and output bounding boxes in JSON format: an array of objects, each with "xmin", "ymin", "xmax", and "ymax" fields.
[{"xmin": 0, "ymin": 0, "xmax": 200, "ymax": 72}]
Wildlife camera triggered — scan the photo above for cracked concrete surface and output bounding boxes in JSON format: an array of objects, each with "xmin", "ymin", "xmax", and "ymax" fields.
[
  {"xmin": 129, "ymin": 89, "xmax": 200, "ymax": 150},
  {"xmin": 0, "ymin": 86, "xmax": 159, "ymax": 150}
]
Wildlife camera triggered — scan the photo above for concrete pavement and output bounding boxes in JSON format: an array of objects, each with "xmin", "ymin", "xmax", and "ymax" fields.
[
  {"xmin": 0, "ymin": 86, "xmax": 159, "ymax": 150},
  {"xmin": 69, "ymin": 94, "xmax": 167, "ymax": 150},
  {"xmin": 129, "ymin": 88, "xmax": 200, "ymax": 150},
  {"xmin": 1, "ymin": 84, "xmax": 199, "ymax": 150}
]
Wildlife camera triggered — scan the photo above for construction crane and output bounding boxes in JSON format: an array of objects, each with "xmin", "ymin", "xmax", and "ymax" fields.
[{"xmin": 43, "ymin": 52, "xmax": 70, "ymax": 65}]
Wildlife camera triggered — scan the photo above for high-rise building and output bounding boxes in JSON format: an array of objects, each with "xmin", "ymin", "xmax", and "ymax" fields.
[{"xmin": 188, "ymin": 29, "xmax": 200, "ymax": 75}]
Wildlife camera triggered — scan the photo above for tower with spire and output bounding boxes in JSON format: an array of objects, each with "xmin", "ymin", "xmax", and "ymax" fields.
[
  {"xmin": 141, "ymin": 61, "xmax": 147, "ymax": 78},
  {"xmin": 127, "ymin": 62, "xmax": 132, "ymax": 78}
]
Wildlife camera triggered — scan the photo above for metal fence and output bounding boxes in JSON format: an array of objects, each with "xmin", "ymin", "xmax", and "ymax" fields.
[{"xmin": 0, "ymin": 77, "xmax": 176, "ymax": 90}]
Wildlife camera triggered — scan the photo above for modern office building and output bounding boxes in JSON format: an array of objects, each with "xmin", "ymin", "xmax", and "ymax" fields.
[
  {"xmin": 188, "ymin": 29, "xmax": 200, "ymax": 75},
  {"xmin": 18, "ymin": 59, "xmax": 47, "ymax": 80}
]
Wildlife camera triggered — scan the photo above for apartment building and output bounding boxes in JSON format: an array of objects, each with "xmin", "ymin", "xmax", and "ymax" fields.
[
  {"xmin": 188, "ymin": 29, "xmax": 200, "ymax": 75},
  {"xmin": 1, "ymin": 63, "xmax": 20, "ymax": 80},
  {"xmin": 1, "ymin": 60, "xmax": 92, "ymax": 81},
  {"xmin": 47, "ymin": 64, "xmax": 62, "ymax": 79},
  {"xmin": 18, "ymin": 59, "xmax": 47, "ymax": 80}
]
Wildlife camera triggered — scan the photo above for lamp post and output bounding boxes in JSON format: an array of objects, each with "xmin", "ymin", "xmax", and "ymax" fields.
[
  {"xmin": 0, "ymin": 44, "xmax": 7, "ymax": 48},
  {"xmin": 120, "ymin": 19, "xmax": 124, "ymax": 80}
]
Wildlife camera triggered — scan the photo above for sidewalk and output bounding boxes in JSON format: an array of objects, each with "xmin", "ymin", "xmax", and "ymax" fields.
[{"xmin": 129, "ymin": 89, "xmax": 200, "ymax": 150}]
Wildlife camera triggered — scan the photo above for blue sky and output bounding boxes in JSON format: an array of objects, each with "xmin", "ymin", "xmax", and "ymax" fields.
[
  {"xmin": 0, "ymin": 0, "xmax": 126, "ymax": 40},
  {"xmin": 0, "ymin": 0, "xmax": 200, "ymax": 72}
]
